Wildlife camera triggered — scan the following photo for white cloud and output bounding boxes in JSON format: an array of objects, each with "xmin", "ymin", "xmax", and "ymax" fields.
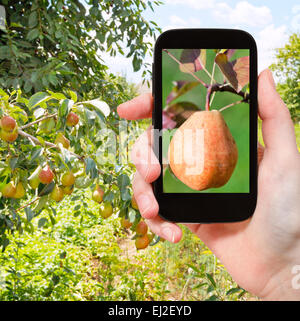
[
  {"xmin": 291, "ymin": 5, "xmax": 300, "ymax": 29},
  {"xmin": 165, "ymin": 0, "xmax": 215, "ymax": 10},
  {"xmin": 214, "ymin": 1, "xmax": 272, "ymax": 28},
  {"xmin": 256, "ymin": 24, "xmax": 288, "ymax": 72},
  {"xmin": 163, "ymin": 15, "xmax": 201, "ymax": 31}
]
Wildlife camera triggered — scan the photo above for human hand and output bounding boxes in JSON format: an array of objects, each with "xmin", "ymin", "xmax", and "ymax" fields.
[{"xmin": 117, "ymin": 69, "xmax": 300, "ymax": 300}]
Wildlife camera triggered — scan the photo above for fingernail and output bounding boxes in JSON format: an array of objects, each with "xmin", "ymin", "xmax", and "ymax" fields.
[
  {"xmin": 136, "ymin": 194, "xmax": 152, "ymax": 215},
  {"xmin": 162, "ymin": 227, "xmax": 175, "ymax": 243}
]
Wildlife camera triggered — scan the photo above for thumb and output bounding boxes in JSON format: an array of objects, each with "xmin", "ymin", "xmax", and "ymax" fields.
[{"xmin": 258, "ymin": 69, "xmax": 297, "ymax": 156}]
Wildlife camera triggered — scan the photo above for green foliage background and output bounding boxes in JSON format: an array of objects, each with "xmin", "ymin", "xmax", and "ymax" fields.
[{"xmin": 162, "ymin": 49, "xmax": 250, "ymax": 193}]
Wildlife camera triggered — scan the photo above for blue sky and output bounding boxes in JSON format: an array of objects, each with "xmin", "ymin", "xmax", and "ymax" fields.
[{"xmin": 104, "ymin": 0, "xmax": 300, "ymax": 83}]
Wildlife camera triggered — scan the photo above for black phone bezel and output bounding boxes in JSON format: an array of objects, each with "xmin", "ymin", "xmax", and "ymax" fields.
[{"xmin": 152, "ymin": 29, "xmax": 258, "ymax": 223}]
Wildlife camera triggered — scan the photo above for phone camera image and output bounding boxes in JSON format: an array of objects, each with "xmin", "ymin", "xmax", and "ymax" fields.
[{"xmin": 162, "ymin": 48, "xmax": 250, "ymax": 194}]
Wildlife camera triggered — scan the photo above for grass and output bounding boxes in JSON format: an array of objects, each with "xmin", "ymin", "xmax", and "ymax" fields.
[{"xmin": 0, "ymin": 188, "xmax": 251, "ymax": 301}]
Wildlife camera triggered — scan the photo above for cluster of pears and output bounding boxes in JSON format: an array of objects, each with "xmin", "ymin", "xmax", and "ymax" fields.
[
  {"xmin": 27, "ymin": 164, "xmax": 75, "ymax": 202},
  {"xmin": 1, "ymin": 180, "xmax": 25, "ymax": 199},
  {"xmin": 92, "ymin": 184, "xmax": 113, "ymax": 219},
  {"xmin": 0, "ymin": 116, "xmax": 18, "ymax": 143},
  {"xmin": 121, "ymin": 196, "xmax": 153, "ymax": 250},
  {"xmin": 50, "ymin": 170, "xmax": 76, "ymax": 202},
  {"xmin": 54, "ymin": 112, "xmax": 80, "ymax": 149}
]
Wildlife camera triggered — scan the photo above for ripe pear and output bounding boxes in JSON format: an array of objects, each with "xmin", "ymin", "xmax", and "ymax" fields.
[
  {"xmin": 14, "ymin": 182, "xmax": 25, "ymax": 199},
  {"xmin": 51, "ymin": 185, "xmax": 64, "ymax": 202},
  {"xmin": 121, "ymin": 217, "xmax": 132, "ymax": 229},
  {"xmin": 39, "ymin": 165, "xmax": 54, "ymax": 184},
  {"xmin": 29, "ymin": 176, "xmax": 40, "ymax": 189},
  {"xmin": 131, "ymin": 196, "xmax": 139, "ymax": 210},
  {"xmin": 99, "ymin": 201, "xmax": 113, "ymax": 219},
  {"xmin": 92, "ymin": 184, "xmax": 104, "ymax": 203},
  {"xmin": 0, "ymin": 116, "xmax": 16, "ymax": 132},
  {"xmin": 135, "ymin": 234, "xmax": 150, "ymax": 250},
  {"xmin": 55, "ymin": 132, "xmax": 70, "ymax": 149},
  {"xmin": 135, "ymin": 221, "xmax": 148, "ymax": 236},
  {"xmin": 168, "ymin": 110, "xmax": 238, "ymax": 191},
  {"xmin": 0, "ymin": 128, "xmax": 18, "ymax": 143},
  {"xmin": 66, "ymin": 112, "xmax": 79, "ymax": 126},
  {"xmin": 61, "ymin": 171, "xmax": 75, "ymax": 186},
  {"xmin": 1, "ymin": 181, "xmax": 16, "ymax": 198}
]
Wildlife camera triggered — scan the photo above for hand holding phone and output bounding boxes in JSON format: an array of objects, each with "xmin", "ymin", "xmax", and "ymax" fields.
[
  {"xmin": 117, "ymin": 67, "xmax": 300, "ymax": 300},
  {"xmin": 152, "ymin": 29, "xmax": 258, "ymax": 222}
]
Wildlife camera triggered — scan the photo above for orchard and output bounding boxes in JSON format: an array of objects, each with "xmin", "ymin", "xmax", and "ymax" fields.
[
  {"xmin": 0, "ymin": 89, "xmax": 159, "ymax": 251},
  {"xmin": 0, "ymin": 0, "xmax": 165, "ymax": 256}
]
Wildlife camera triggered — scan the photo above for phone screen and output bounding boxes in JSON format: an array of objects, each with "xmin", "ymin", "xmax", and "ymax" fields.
[{"xmin": 162, "ymin": 49, "xmax": 250, "ymax": 194}]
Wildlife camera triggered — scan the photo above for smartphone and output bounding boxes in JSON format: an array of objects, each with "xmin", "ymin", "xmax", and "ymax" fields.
[{"xmin": 152, "ymin": 29, "xmax": 258, "ymax": 223}]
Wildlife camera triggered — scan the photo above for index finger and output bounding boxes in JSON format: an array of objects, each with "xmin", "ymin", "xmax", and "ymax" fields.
[{"xmin": 117, "ymin": 93, "xmax": 153, "ymax": 120}]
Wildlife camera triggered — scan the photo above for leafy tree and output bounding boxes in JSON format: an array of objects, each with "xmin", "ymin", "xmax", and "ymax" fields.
[
  {"xmin": 0, "ymin": 1, "xmax": 161, "ymax": 251},
  {"xmin": 0, "ymin": 0, "xmax": 161, "ymax": 96},
  {"xmin": 271, "ymin": 33, "xmax": 300, "ymax": 122}
]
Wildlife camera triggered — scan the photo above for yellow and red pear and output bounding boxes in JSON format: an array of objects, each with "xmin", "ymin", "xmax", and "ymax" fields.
[
  {"xmin": 14, "ymin": 182, "xmax": 25, "ymax": 199},
  {"xmin": 0, "ymin": 128, "xmax": 18, "ymax": 143},
  {"xmin": 121, "ymin": 217, "xmax": 132, "ymax": 229},
  {"xmin": 135, "ymin": 221, "xmax": 148, "ymax": 236},
  {"xmin": 92, "ymin": 184, "xmax": 104, "ymax": 203},
  {"xmin": 99, "ymin": 201, "xmax": 113, "ymax": 219},
  {"xmin": 0, "ymin": 116, "xmax": 17, "ymax": 132},
  {"xmin": 50, "ymin": 185, "xmax": 64, "ymax": 202},
  {"xmin": 66, "ymin": 112, "xmax": 79, "ymax": 127},
  {"xmin": 168, "ymin": 110, "xmax": 238, "ymax": 191},
  {"xmin": 1, "ymin": 181, "xmax": 17, "ymax": 198},
  {"xmin": 135, "ymin": 234, "xmax": 150, "ymax": 250},
  {"xmin": 61, "ymin": 171, "xmax": 75, "ymax": 186},
  {"xmin": 38, "ymin": 165, "xmax": 54, "ymax": 184}
]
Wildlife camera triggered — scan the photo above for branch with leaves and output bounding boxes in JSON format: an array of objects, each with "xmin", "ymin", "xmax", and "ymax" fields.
[{"xmin": 162, "ymin": 49, "xmax": 250, "ymax": 129}]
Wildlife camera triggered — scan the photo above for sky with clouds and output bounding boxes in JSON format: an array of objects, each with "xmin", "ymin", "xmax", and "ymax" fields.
[{"xmin": 104, "ymin": 0, "xmax": 300, "ymax": 83}]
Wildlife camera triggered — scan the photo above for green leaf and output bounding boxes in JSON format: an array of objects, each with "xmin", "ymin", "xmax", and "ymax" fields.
[
  {"xmin": 166, "ymin": 81, "xmax": 199, "ymax": 105},
  {"xmin": 68, "ymin": 90, "xmax": 77, "ymax": 103},
  {"xmin": 205, "ymin": 295, "xmax": 219, "ymax": 301},
  {"xmin": 121, "ymin": 187, "xmax": 131, "ymax": 201},
  {"xmin": 38, "ymin": 182, "xmax": 55, "ymax": 196},
  {"xmin": 38, "ymin": 217, "xmax": 48, "ymax": 228},
  {"xmin": 226, "ymin": 287, "xmax": 243, "ymax": 296},
  {"xmin": 28, "ymin": 11, "xmax": 38, "ymax": 28},
  {"xmin": 30, "ymin": 147, "xmax": 44, "ymax": 162},
  {"xmin": 9, "ymin": 157, "xmax": 18, "ymax": 170},
  {"xmin": 128, "ymin": 208, "xmax": 136, "ymax": 223},
  {"xmin": 85, "ymin": 157, "xmax": 98, "ymax": 179},
  {"xmin": 52, "ymin": 274, "xmax": 60, "ymax": 286},
  {"xmin": 28, "ymin": 92, "xmax": 50, "ymax": 109},
  {"xmin": 25, "ymin": 207, "xmax": 35, "ymax": 222},
  {"xmin": 26, "ymin": 28, "xmax": 39, "ymax": 41},
  {"xmin": 117, "ymin": 174, "xmax": 130, "ymax": 190},
  {"xmin": 205, "ymin": 273, "xmax": 217, "ymax": 288},
  {"xmin": 82, "ymin": 99, "xmax": 110, "ymax": 117},
  {"xmin": 59, "ymin": 99, "xmax": 73, "ymax": 119}
]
